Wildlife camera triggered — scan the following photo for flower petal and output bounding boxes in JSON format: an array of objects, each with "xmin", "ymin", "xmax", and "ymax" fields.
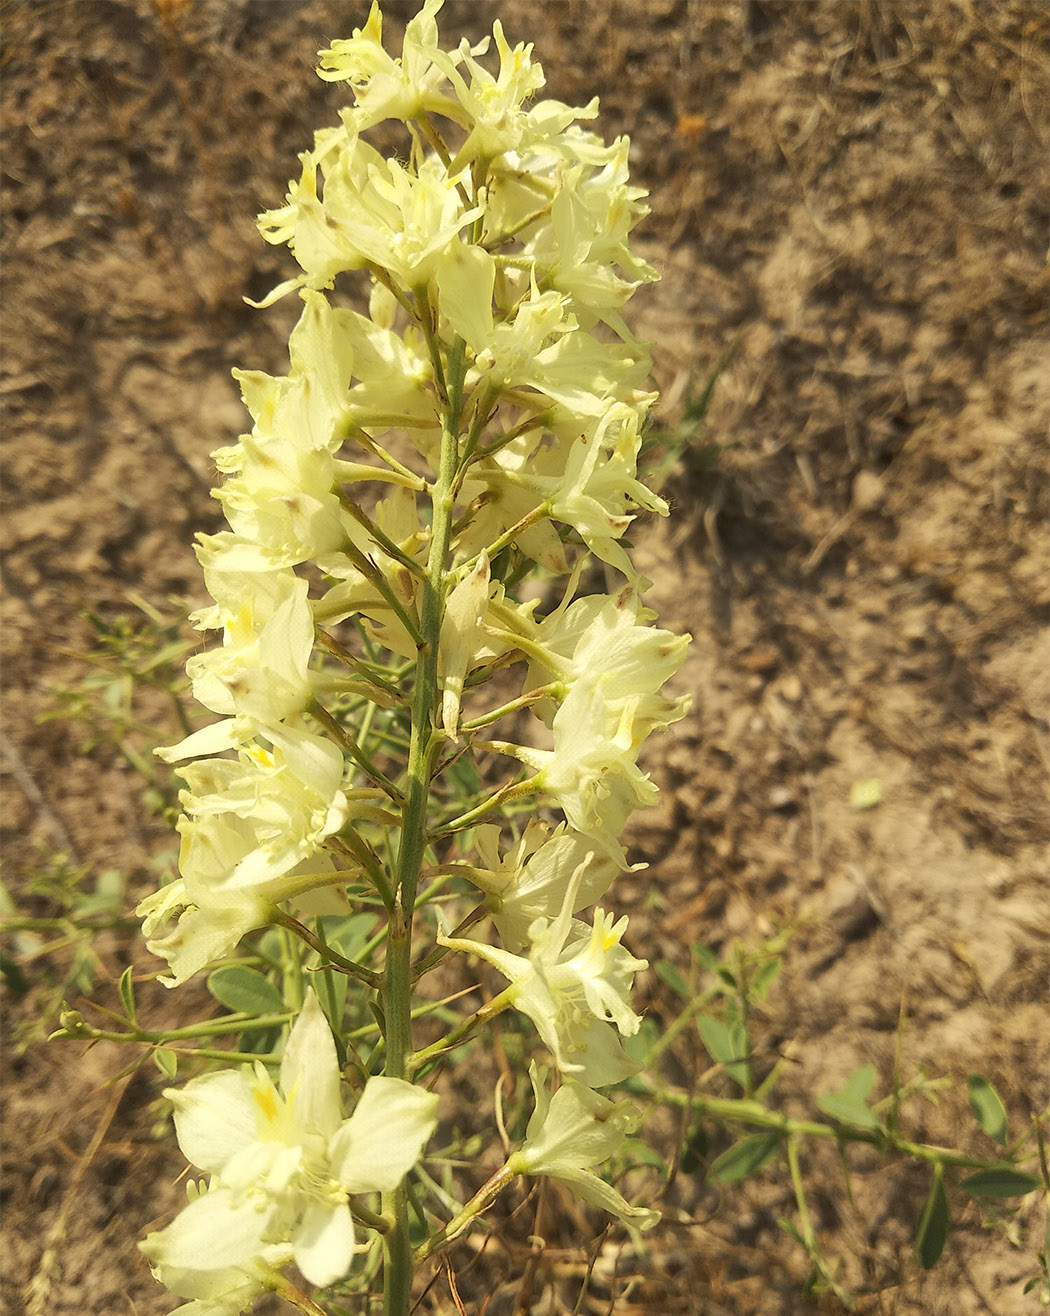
[
  {"xmin": 330, "ymin": 1076, "xmax": 438, "ymax": 1192},
  {"xmin": 551, "ymin": 1166, "xmax": 659, "ymax": 1231},
  {"xmin": 140, "ymin": 1187, "xmax": 272, "ymax": 1274},
  {"xmin": 293, "ymin": 1199, "xmax": 355, "ymax": 1288},
  {"xmin": 168, "ymin": 1071, "xmax": 261, "ymax": 1174},
  {"xmin": 279, "ymin": 989, "xmax": 343, "ymax": 1138}
]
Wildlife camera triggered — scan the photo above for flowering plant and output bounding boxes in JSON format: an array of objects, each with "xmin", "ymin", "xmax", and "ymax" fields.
[{"xmin": 128, "ymin": 3, "xmax": 690, "ymax": 1311}]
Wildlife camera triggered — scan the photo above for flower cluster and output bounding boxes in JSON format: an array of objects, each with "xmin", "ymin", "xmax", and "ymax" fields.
[
  {"xmin": 138, "ymin": 1, "xmax": 687, "ymax": 1307},
  {"xmin": 141, "ymin": 993, "xmax": 438, "ymax": 1313}
]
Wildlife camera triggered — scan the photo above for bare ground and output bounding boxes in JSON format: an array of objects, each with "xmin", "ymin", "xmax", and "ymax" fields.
[{"xmin": 2, "ymin": 2, "xmax": 1048, "ymax": 1314}]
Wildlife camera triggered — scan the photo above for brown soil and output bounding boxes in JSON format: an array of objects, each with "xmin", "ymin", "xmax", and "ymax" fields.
[{"xmin": 2, "ymin": 2, "xmax": 1047, "ymax": 1315}]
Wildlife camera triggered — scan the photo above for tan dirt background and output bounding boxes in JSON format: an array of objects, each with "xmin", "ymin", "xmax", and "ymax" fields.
[{"xmin": 2, "ymin": 2, "xmax": 1048, "ymax": 1314}]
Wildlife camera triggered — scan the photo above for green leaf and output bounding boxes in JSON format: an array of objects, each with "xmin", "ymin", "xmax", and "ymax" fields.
[
  {"xmin": 707, "ymin": 1133, "xmax": 780, "ymax": 1185},
  {"xmin": 915, "ymin": 1170, "xmax": 950, "ymax": 1268},
  {"xmin": 968, "ymin": 1074, "xmax": 1008, "ymax": 1148},
  {"xmin": 751, "ymin": 956, "xmax": 782, "ymax": 1001},
  {"xmin": 207, "ymin": 965, "xmax": 285, "ymax": 1016},
  {"xmin": 446, "ymin": 755, "xmax": 481, "ymax": 797},
  {"xmin": 960, "ymin": 1168, "xmax": 1041, "ymax": 1199},
  {"xmin": 118, "ymin": 965, "xmax": 137, "ymax": 1025},
  {"xmin": 236, "ymin": 1027, "xmax": 281, "ymax": 1057},
  {"xmin": 656, "ymin": 960, "xmax": 689, "ymax": 999},
  {"xmin": 319, "ymin": 913, "xmax": 375, "ymax": 964},
  {"xmin": 817, "ymin": 1065, "xmax": 881, "ymax": 1131},
  {"xmin": 624, "ymin": 1142, "xmax": 668, "ymax": 1171},
  {"xmin": 692, "ymin": 944, "xmax": 719, "ymax": 972},
  {"xmin": 698, "ymin": 1014, "xmax": 751, "ymax": 1090},
  {"xmin": 621, "ymin": 1016, "xmax": 662, "ymax": 1075},
  {"xmin": 153, "ymin": 1048, "xmax": 178, "ymax": 1080}
]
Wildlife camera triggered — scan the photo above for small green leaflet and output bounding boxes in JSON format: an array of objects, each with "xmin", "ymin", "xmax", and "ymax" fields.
[
  {"xmin": 118, "ymin": 964, "xmax": 137, "ymax": 1025},
  {"xmin": 655, "ymin": 960, "xmax": 689, "ymax": 999},
  {"xmin": 817, "ymin": 1064, "xmax": 881, "ymax": 1131},
  {"xmin": 691, "ymin": 943, "xmax": 720, "ymax": 973},
  {"xmin": 750, "ymin": 955, "xmax": 782, "ymax": 1002},
  {"xmin": 207, "ymin": 965, "xmax": 286, "ymax": 1016},
  {"xmin": 967, "ymin": 1074, "xmax": 1007, "ymax": 1148},
  {"xmin": 959, "ymin": 1168, "xmax": 1041, "ymax": 1199},
  {"xmin": 698, "ymin": 1013, "xmax": 751, "ymax": 1090},
  {"xmin": 914, "ymin": 1169, "xmax": 949, "ymax": 1269},
  {"xmin": 153, "ymin": 1048, "xmax": 178, "ymax": 1080},
  {"xmin": 707, "ymin": 1133, "xmax": 779, "ymax": 1185}
]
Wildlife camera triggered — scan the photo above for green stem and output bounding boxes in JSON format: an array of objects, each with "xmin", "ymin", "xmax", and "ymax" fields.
[
  {"xmin": 332, "ymin": 831, "xmax": 394, "ymax": 910},
  {"xmin": 367, "ymin": 262, "xmax": 416, "ymax": 318},
  {"xmin": 459, "ymin": 503, "xmax": 549, "ymax": 575},
  {"xmin": 417, "ymin": 112, "xmax": 454, "ymax": 170},
  {"xmin": 429, "ymin": 775, "xmax": 541, "ymax": 837},
  {"xmin": 786, "ymin": 1132, "xmax": 851, "ymax": 1302},
  {"xmin": 337, "ymin": 492, "xmax": 428, "ymax": 581},
  {"xmin": 381, "ymin": 296, "xmax": 465, "ymax": 1316},
  {"xmin": 470, "ymin": 408, "xmax": 552, "ymax": 463},
  {"xmin": 310, "ymin": 700, "xmax": 405, "ymax": 807},
  {"xmin": 275, "ymin": 1278, "xmax": 330, "ymax": 1316},
  {"xmin": 642, "ymin": 986, "xmax": 716, "ymax": 1068},
  {"xmin": 408, "ymin": 987, "xmax": 514, "ymax": 1075},
  {"xmin": 657, "ymin": 1089, "xmax": 1015, "ymax": 1171},
  {"xmin": 52, "ymin": 1010, "xmax": 294, "ymax": 1046},
  {"xmin": 352, "ymin": 1200, "xmax": 393, "ymax": 1234},
  {"xmin": 458, "ymin": 682, "xmax": 562, "ymax": 732},
  {"xmin": 274, "ymin": 912, "xmax": 382, "ymax": 989},
  {"xmin": 341, "ymin": 991, "xmax": 469, "ymax": 1045},
  {"xmin": 315, "ymin": 628, "xmax": 405, "ymax": 701},
  {"xmin": 451, "ymin": 385, "xmax": 500, "ymax": 487},
  {"xmin": 337, "ymin": 436, "xmax": 427, "ymax": 485},
  {"xmin": 481, "ymin": 198, "xmax": 553, "ymax": 249},
  {"xmin": 281, "ymin": 927, "xmax": 304, "ymax": 1012},
  {"xmin": 786, "ymin": 1133, "xmax": 814, "ymax": 1249},
  {"xmin": 339, "ymin": 538, "xmax": 424, "ymax": 648},
  {"xmin": 414, "ymin": 1163, "xmax": 518, "ymax": 1262},
  {"xmin": 171, "ymin": 1046, "xmax": 281, "ymax": 1065},
  {"xmin": 415, "ymin": 288, "xmax": 449, "ymax": 407},
  {"xmin": 411, "ymin": 903, "xmax": 488, "ymax": 981}
]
